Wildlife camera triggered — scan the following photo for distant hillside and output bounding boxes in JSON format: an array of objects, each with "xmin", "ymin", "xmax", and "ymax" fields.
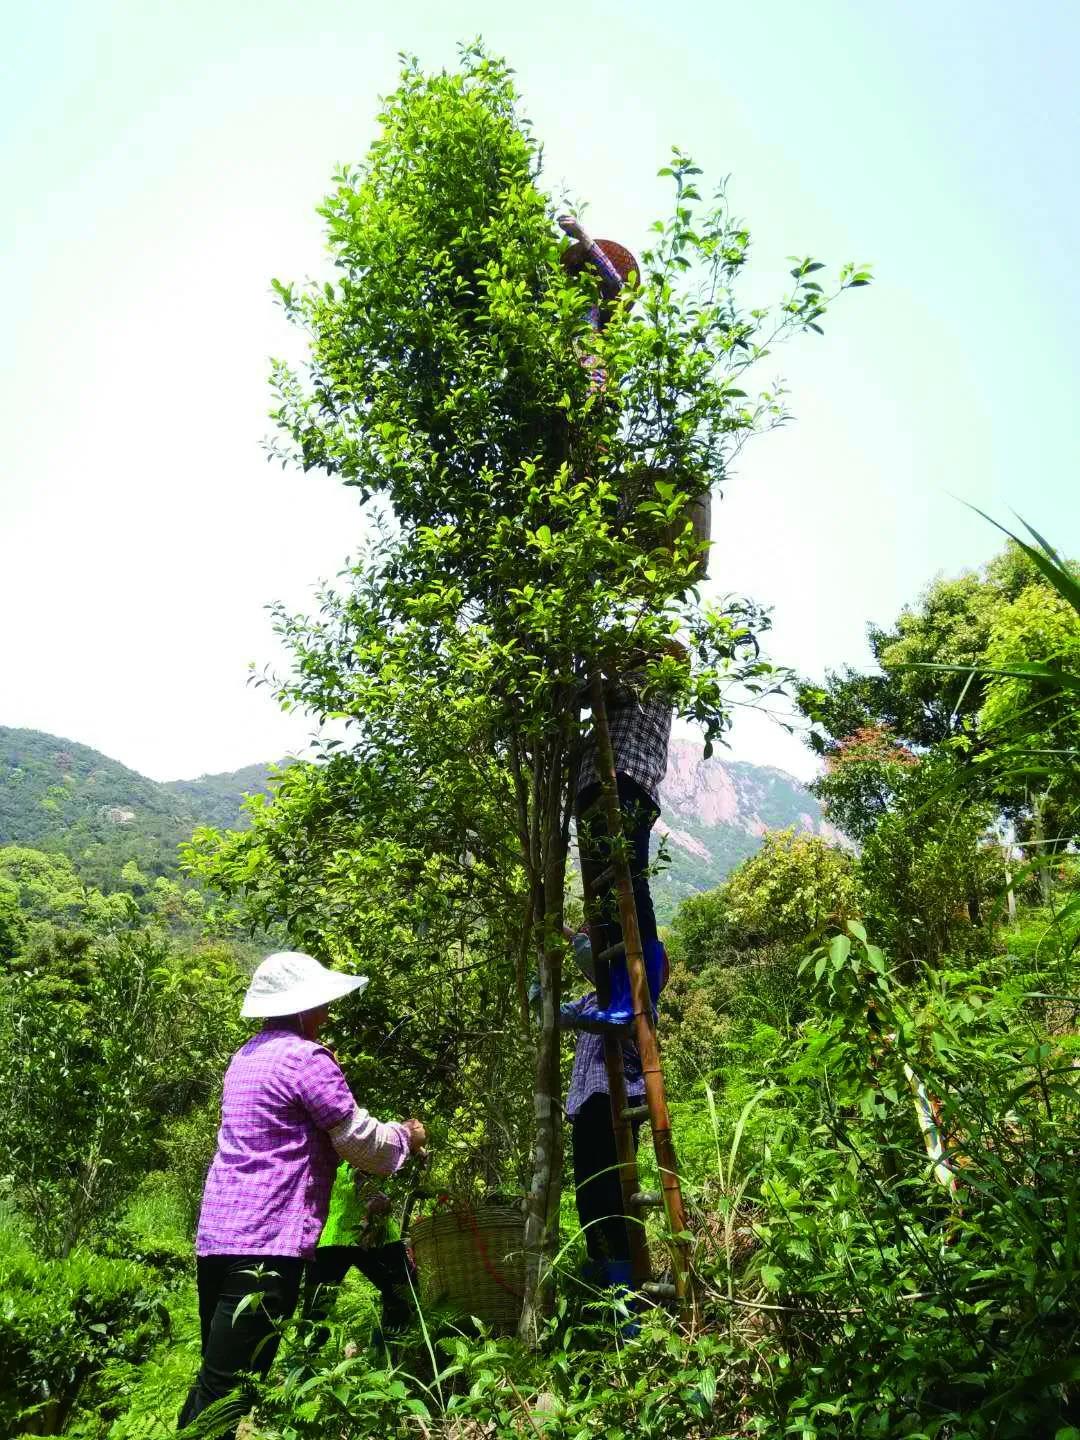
[
  {"xmin": 163, "ymin": 763, "xmax": 283, "ymax": 829},
  {"xmin": 650, "ymin": 738, "xmax": 838, "ymax": 917},
  {"xmin": 0, "ymin": 727, "xmax": 278, "ymax": 889},
  {"xmin": 0, "ymin": 727, "xmax": 834, "ymax": 915}
]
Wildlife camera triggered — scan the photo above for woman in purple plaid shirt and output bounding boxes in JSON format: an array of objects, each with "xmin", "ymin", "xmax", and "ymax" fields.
[{"xmin": 178, "ymin": 951, "xmax": 426, "ymax": 1437}]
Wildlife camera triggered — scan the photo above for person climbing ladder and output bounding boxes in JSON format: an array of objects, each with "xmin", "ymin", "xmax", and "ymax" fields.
[
  {"xmin": 562, "ymin": 924, "xmax": 669, "ymax": 1292},
  {"xmin": 570, "ymin": 659, "xmax": 675, "ymax": 1028}
]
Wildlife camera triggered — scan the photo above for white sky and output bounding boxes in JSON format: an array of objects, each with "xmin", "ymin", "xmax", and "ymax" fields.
[{"xmin": 3, "ymin": 1, "xmax": 1078, "ymax": 784}]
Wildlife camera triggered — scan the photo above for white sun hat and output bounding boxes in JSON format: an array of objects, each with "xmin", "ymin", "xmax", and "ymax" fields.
[{"xmin": 241, "ymin": 951, "xmax": 369, "ymax": 1018}]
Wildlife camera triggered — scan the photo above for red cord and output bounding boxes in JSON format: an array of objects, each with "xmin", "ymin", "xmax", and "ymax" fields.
[{"xmin": 459, "ymin": 1207, "xmax": 524, "ymax": 1299}]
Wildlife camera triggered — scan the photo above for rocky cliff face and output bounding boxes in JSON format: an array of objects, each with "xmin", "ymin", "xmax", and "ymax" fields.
[{"xmin": 649, "ymin": 738, "xmax": 835, "ymax": 916}]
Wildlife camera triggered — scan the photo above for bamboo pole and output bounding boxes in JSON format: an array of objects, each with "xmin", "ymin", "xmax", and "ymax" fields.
[
  {"xmin": 579, "ymin": 838, "xmax": 653, "ymax": 1287},
  {"xmin": 587, "ymin": 671, "xmax": 696, "ymax": 1317}
]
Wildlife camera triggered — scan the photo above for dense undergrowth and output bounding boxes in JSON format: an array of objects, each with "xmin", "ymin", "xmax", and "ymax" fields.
[{"xmin": 4, "ymin": 894, "xmax": 1078, "ymax": 1439}]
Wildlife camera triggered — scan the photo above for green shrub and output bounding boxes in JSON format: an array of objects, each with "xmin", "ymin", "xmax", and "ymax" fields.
[
  {"xmin": 99, "ymin": 1173, "xmax": 192, "ymax": 1282},
  {"xmin": 247, "ymin": 1308, "xmax": 742, "ymax": 1440},
  {"xmin": 0, "ymin": 1245, "xmax": 170, "ymax": 1435},
  {"xmin": 154, "ymin": 1103, "xmax": 222, "ymax": 1238},
  {"xmin": 717, "ymin": 925, "xmax": 1080, "ymax": 1436},
  {"xmin": 0, "ymin": 930, "xmax": 243, "ymax": 1255}
]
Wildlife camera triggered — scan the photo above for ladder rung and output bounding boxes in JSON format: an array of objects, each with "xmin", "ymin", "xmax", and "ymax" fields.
[
  {"xmin": 642, "ymin": 1281, "xmax": 677, "ymax": 1302},
  {"xmin": 579, "ymin": 1016, "xmax": 632, "ymax": 1035},
  {"xmin": 629, "ymin": 1190, "xmax": 663, "ymax": 1208},
  {"xmin": 621, "ymin": 1104, "xmax": 650, "ymax": 1122},
  {"xmin": 598, "ymin": 941, "xmax": 625, "ymax": 964},
  {"xmin": 577, "ymin": 794, "xmax": 610, "ymax": 824}
]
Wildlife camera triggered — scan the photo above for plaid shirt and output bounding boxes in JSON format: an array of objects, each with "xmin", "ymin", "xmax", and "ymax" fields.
[
  {"xmin": 564, "ymin": 993, "xmax": 645, "ymax": 1118},
  {"xmin": 196, "ymin": 1025, "xmax": 409, "ymax": 1259},
  {"xmin": 577, "ymin": 677, "xmax": 672, "ymax": 807}
]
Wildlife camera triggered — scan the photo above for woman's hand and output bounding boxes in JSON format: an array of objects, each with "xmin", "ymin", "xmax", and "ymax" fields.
[
  {"xmin": 404, "ymin": 1118, "xmax": 427, "ymax": 1154},
  {"xmin": 366, "ymin": 1192, "xmax": 392, "ymax": 1220}
]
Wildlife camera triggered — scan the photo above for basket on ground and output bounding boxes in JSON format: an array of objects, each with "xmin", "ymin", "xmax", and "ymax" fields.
[{"xmin": 409, "ymin": 1204, "xmax": 525, "ymax": 1335}]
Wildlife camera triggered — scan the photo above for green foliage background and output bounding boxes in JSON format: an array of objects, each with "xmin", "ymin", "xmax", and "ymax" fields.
[{"xmin": 0, "ymin": 726, "xmax": 279, "ymax": 891}]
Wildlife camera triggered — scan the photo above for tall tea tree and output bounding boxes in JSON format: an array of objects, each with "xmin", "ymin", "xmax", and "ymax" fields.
[{"xmin": 219, "ymin": 45, "xmax": 865, "ymax": 1339}]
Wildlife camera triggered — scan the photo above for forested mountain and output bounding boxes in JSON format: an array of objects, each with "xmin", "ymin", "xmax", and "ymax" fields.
[
  {"xmin": 0, "ymin": 727, "xmax": 279, "ymax": 889},
  {"xmin": 655, "ymin": 738, "xmax": 837, "ymax": 914},
  {"xmin": 0, "ymin": 726, "xmax": 830, "ymax": 912},
  {"xmin": 163, "ymin": 762, "xmax": 283, "ymax": 829}
]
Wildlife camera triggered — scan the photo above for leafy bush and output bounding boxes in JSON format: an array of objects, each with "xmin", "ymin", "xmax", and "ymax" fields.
[
  {"xmin": 713, "ymin": 923, "xmax": 1080, "ymax": 1436},
  {"xmin": 662, "ymin": 941, "xmax": 802, "ymax": 1094},
  {"xmin": 855, "ymin": 759, "xmax": 1001, "ymax": 974},
  {"xmin": 246, "ymin": 1305, "xmax": 745, "ymax": 1440},
  {"xmin": 0, "ymin": 1240, "xmax": 170, "ymax": 1435},
  {"xmin": 0, "ymin": 930, "xmax": 244, "ymax": 1254},
  {"xmin": 154, "ymin": 1103, "xmax": 223, "ymax": 1238}
]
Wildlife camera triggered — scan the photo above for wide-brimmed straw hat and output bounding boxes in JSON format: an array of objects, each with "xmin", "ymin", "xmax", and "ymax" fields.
[
  {"xmin": 241, "ymin": 951, "xmax": 369, "ymax": 1018},
  {"xmin": 561, "ymin": 238, "xmax": 640, "ymax": 287}
]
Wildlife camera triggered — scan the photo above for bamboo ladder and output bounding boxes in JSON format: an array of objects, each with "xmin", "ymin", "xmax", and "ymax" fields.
[{"xmin": 576, "ymin": 669, "xmax": 696, "ymax": 1316}]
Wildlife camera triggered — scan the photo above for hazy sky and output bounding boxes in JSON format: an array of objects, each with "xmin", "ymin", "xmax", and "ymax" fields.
[{"xmin": 3, "ymin": 1, "xmax": 1077, "ymax": 783}]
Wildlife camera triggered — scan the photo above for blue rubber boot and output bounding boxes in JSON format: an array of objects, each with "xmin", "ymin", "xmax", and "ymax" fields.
[
  {"xmin": 644, "ymin": 938, "xmax": 670, "ymax": 1008},
  {"xmin": 581, "ymin": 938, "xmax": 669, "ymax": 1030},
  {"xmin": 597, "ymin": 954, "xmax": 633, "ymax": 1027},
  {"xmin": 579, "ymin": 1256, "xmax": 605, "ymax": 1291},
  {"xmin": 602, "ymin": 1260, "xmax": 640, "ymax": 1339},
  {"xmin": 603, "ymin": 1259, "xmax": 634, "ymax": 1289}
]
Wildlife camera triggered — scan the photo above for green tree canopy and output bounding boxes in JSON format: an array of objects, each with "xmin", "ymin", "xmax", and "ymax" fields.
[
  {"xmin": 721, "ymin": 828, "xmax": 856, "ymax": 946},
  {"xmin": 798, "ymin": 542, "xmax": 1048, "ymax": 753},
  {"xmin": 194, "ymin": 43, "xmax": 866, "ymax": 1335},
  {"xmin": 979, "ymin": 578, "xmax": 1080, "ymax": 839}
]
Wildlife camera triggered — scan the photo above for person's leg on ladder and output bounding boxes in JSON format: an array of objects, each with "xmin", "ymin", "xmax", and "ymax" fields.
[
  {"xmin": 616, "ymin": 775, "xmax": 659, "ymax": 950},
  {"xmin": 573, "ymin": 1092, "xmax": 639, "ymax": 1278},
  {"xmin": 575, "ymin": 778, "xmax": 662, "ymax": 1023}
]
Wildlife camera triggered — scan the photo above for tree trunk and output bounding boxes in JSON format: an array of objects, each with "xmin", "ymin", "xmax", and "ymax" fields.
[
  {"xmin": 1003, "ymin": 843, "xmax": 1017, "ymax": 924},
  {"xmin": 517, "ymin": 734, "xmax": 569, "ymax": 1346},
  {"xmin": 516, "ymin": 921, "xmax": 564, "ymax": 1344},
  {"xmin": 1032, "ymin": 791, "xmax": 1052, "ymax": 906}
]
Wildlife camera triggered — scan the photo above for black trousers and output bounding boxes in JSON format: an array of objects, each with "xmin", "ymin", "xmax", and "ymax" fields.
[
  {"xmin": 178, "ymin": 1254, "xmax": 304, "ymax": 1437},
  {"xmin": 302, "ymin": 1241, "xmax": 417, "ymax": 1339},
  {"xmin": 576, "ymin": 775, "xmax": 660, "ymax": 951},
  {"xmin": 572, "ymin": 1091, "xmax": 643, "ymax": 1266}
]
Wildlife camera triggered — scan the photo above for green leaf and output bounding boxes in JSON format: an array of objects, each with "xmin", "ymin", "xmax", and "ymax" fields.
[
  {"xmin": 760, "ymin": 1263, "xmax": 784, "ymax": 1291},
  {"xmin": 965, "ymin": 506, "xmax": 1080, "ymax": 617},
  {"xmin": 829, "ymin": 934, "xmax": 852, "ymax": 970}
]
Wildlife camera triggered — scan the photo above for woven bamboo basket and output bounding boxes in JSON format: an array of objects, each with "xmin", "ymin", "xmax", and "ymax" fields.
[
  {"xmin": 671, "ymin": 490, "xmax": 712, "ymax": 579},
  {"xmin": 409, "ymin": 1205, "xmax": 526, "ymax": 1335},
  {"xmin": 617, "ymin": 468, "xmax": 712, "ymax": 580}
]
